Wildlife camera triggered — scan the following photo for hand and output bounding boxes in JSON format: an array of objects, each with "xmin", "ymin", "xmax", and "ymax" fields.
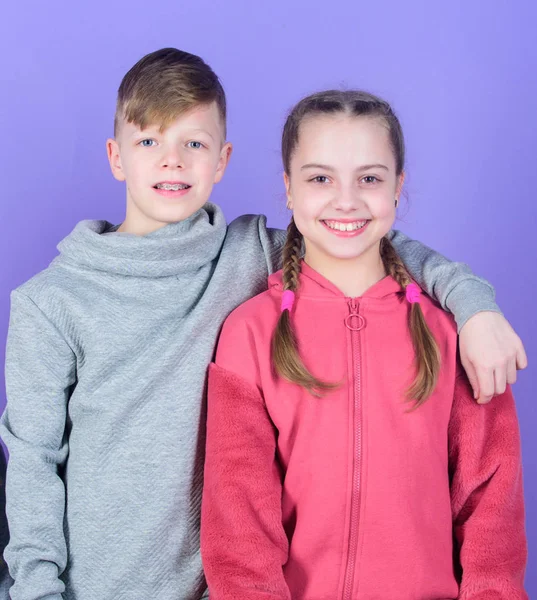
[{"xmin": 459, "ymin": 311, "xmax": 528, "ymax": 404}]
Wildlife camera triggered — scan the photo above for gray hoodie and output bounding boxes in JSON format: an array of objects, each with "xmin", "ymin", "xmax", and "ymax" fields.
[{"xmin": 0, "ymin": 203, "xmax": 498, "ymax": 600}]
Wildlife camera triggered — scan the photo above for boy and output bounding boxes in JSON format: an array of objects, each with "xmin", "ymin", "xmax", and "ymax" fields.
[{"xmin": 1, "ymin": 48, "xmax": 526, "ymax": 600}]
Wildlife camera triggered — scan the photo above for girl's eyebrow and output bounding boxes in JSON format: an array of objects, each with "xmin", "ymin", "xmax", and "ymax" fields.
[
  {"xmin": 301, "ymin": 163, "xmax": 389, "ymax": 171},
  {"xmin": 358, "ymin": 163, "xmax": 389, "ymax": 171},
  {"xmin": 301, "ymin": 163, "xmax": 335, "ymax": 171}
]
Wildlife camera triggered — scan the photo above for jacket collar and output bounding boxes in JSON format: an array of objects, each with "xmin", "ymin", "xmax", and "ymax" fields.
[{"xmin": 269, "ymin": 259, "xmax": 411, "ymax": 301}]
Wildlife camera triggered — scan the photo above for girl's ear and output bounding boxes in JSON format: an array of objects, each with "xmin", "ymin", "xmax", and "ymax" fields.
[
  {"xmin": 283, "ymin": 172, "xmax": 293, "ymax": 209},
  {"xmin": 396, "ymin": 171, "xmax": 406, "ymax": 200}
]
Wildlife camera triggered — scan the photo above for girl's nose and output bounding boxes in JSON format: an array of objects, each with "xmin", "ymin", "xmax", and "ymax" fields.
[{"xmin": 332, "ymin": 188, "xmax": 363, "ymax": 212}]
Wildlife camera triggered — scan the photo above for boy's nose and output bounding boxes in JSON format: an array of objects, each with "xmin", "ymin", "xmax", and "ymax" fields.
[{"xmin": 161, "ymin": 149, "xmax": 185, "ymax": 169}]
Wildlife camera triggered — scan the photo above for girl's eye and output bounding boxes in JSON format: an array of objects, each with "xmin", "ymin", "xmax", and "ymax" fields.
[
  {"xmin": 139, "ymin": 139, "xmax": 157, "ymax": 147},
  {"xmin": 361, "ymin": 175, "xmax": 378, "ymax": 184},
  {"xmin": 187, "ymin": 141, "xmax": 203, "ymax": 149},
  {"xmin": 311, "ymin": 176, "xmax": 329, "ymax": 184}
]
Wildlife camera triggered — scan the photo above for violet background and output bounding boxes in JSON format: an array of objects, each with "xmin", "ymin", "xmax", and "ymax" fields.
[{"xmin": 0, "ymin": 0, "xmax": 535, "ymax": 589}]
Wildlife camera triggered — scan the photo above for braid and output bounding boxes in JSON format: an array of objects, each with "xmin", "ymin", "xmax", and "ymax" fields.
[
  {"xmin": 380, "ymin": 236, "xmax": 441, "ymax": 407},
  {"xmin": 380, "ymin": 237, "xmax": 411, "ymax": 288},
  {"xmin": 282, "ymin": 219, "xmax": 303, "ymax": 292},
  {"xmin": 272, "ymin": 218, "xmax": 337, "ymax": 396}
]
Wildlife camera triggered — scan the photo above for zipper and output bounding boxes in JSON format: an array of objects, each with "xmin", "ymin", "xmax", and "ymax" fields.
[{"xmin": 342, "ymin": 298, "xmax": 364, "ymax": 600}]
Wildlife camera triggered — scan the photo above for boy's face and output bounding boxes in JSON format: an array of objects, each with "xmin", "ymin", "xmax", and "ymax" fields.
[{"xmin": 107, "ymin": 102, "xmax": 232, "ymax": 235}]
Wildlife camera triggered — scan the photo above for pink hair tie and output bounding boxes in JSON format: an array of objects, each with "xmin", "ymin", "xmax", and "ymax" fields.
[
  {"xmin": 406, "ymin": 283, "xmax": 421, "ymax": 304},
  {"xmin": 281, "ymin": 290, "xmax": 296, "ymax": 313}
]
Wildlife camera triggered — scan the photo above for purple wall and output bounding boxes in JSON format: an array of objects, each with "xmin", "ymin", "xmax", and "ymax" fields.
[{"xmin": 1, "ymin": 0, "xmax": 535, "ymax": 590}]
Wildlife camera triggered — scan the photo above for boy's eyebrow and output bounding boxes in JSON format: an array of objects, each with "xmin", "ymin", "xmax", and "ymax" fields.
[
  {"xmin": 301, "ymin": 163, "xmax": 389, "ymax": 171},
  {"xmin": 127, "ymin": 127, "xmax": 216, "ymax": 141},
  {"xmin": 128, "ymin": 127, "xmax": 156, "ymax": 138},
  {"xmin": 189, "ymin": 128, "xmax": 215, "ymax": 141}
]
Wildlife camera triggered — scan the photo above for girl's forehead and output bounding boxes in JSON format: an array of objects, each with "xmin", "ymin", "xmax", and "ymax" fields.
[
  {"xmin": 293, "ymin": 115, "xmax": 394, "ymax": 161},
  {"xmin": 298, "ymin": 113, "xmax": 388, "ymax": 137}
]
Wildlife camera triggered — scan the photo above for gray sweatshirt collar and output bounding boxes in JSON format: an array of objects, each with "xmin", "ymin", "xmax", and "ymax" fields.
[{"xmin": 55, "ymin": 203, "xmax": 227, "ymax": 278}]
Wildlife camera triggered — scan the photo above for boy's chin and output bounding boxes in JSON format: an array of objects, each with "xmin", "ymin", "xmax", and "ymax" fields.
[
  {"xmin": 147, "ymin": 198, "xmax": 207, "ymax": 224},
  {"xmin": 123, "ymin": 198, "xmax": 209, "ymax": 235}
]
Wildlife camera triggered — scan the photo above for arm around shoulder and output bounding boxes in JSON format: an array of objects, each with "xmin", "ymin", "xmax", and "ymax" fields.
[
  {"xmin": 390, "ymin": 230, "xmax": 528, "ymax": 401},
  {"xmin": 389, "ymin": 229, "xmax": 499, "ymax": 330}
]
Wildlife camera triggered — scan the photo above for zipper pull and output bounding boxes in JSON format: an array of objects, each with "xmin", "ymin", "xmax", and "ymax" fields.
[{"xmin": 346, "ymin": 299, "xmax": 365, "ymax": 331}]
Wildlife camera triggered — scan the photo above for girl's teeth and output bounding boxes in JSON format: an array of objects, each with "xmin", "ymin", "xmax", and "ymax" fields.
[{"xmin": 324, "ymin": 221, "xmax": 367, "ymax": 232}]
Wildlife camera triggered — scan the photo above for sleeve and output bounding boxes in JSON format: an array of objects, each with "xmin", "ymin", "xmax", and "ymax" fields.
[
  {"xmin": 0, "ymin": 446, "xmax": 13, "ymax": 599},
  {"xmin": 0, "ymin": 291, "xmax": 76, "ymax": 600},
  {"xmin": 389, "ymin": 229, "xmax": 501, "ymax": 331},
  {"xmin": 257, "ymin": 218, "xmax": 286, "ymax": 275},
  {"xmin": 448, "ymin": 373, "xmax": 528, "ymax": 599},
  {"xmin": 201, "ymin": 361, "xmax": 291, "ymax": 600}
]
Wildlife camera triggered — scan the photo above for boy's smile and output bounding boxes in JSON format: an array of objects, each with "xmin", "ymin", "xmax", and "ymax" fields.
[
  {"xmin": 107, "ymin": 101, "xmax": 232, "ymax": 235},
  {"xmin": 153, "ymin": 180, "xmax": 192, "ymax": 197}
]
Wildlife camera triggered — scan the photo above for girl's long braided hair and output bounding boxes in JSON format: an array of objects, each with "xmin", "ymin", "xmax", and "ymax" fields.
[{"xmin": 271, "ymin": 91, "xmax": 440, "ymax": 406}]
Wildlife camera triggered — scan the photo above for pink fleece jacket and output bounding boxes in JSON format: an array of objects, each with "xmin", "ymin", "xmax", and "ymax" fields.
[{"xmin": 201, "ymin": 262, "xmax": 527, "ymax": 600}]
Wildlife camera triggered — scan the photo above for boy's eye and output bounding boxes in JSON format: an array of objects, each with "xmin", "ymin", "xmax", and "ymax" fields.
[
  {"xmin": 139, "ymin": 139, "xmax": 157, "ymax": 147},
  {"xmin": 187, "ymin": 141, "xmax": 203, "ymax": 149},
  {"xmin": 311, "ymin": 176, "xmax": 329, "ymax": 184}
]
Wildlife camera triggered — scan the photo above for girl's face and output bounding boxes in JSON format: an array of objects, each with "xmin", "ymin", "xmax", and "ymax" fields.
[{"xmin": 285, "ymin": 114, "xmax": 404, "ymax": 275}]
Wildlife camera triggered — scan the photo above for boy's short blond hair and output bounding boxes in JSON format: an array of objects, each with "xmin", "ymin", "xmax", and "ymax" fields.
[{"xmin": 114, "ymin": 48, "xmax": 227, "ymax": 138}]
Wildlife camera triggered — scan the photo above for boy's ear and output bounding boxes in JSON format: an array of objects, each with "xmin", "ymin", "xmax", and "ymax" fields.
[
  {"xmin": 107, "ymin": 138, "xmax": 126, "ymax": 182},
  {"xmin": 283, "ymin": 172, "xmax": 293, "ymax": 209},
  {"xmin": 214, "ymin": 142, "xmax": 233, "ymax": 183}
]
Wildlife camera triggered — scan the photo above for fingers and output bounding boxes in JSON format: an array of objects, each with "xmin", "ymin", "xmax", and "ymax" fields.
[
  {"xmin": 460, "ymin": 329, "xmax": 527, "ymax": 406},
  {"xmin": 477, "ymin": 364, "xmax": 514, "ymax": 404},
  {"xmin": 476, "ymin": 367, "xmax": 495, "ymax": 405},
  {"xmin": 463, "ymin": 359, "xmax": 480, "ymax": 401},
  {"xmin": 493, "ymin": 367, "xmax": 507, "ymax": 397},
  {"xmin": 516, "ymin": 343, "xmax": 528, "ymax": 371},
  {"xmin": 507, "ymin": 357, "xmax": 518, "ymax": 386}
]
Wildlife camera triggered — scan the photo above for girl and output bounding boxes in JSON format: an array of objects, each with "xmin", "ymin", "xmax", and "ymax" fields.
[{"xmin": 201, "ymin": 91, "xmax": 527, "ymax": 599}]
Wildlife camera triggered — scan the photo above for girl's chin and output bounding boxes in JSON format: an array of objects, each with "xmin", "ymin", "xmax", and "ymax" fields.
[
  {"xmin": 305, "ymin": 239, "xmax": 386, "ymax": 264},
  {"xmin": 307, "ymin": 248, "xmax": 370, "ymax": 263}
]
